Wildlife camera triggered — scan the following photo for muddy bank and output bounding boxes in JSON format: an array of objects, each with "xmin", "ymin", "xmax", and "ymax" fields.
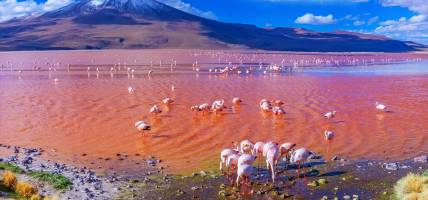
[{"xmin": 117, "ymin": 156, "xmax": 427, "ymax": 199}]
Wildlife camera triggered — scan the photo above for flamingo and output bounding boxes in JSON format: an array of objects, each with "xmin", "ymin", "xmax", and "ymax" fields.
[
  {"xmin": 290, "ymin": 148, "xmax": 314, "ymax": 178},
  {"xmin": 135, "ymin": 121, "xmax": 150, "ymax": 131},
  {"xmin": 226, "ymin": 154, "xmax": 240, "ymax": 172},
  {"xmin": 128, "ymin": 86, "xmax": 135, "ymax": 94},
  {"xmin": 263, "ymin": 141, "xmax": 278, "ymax": 158},
  {"xmin": 211, "ymin": 99, "xmax": 226, "ymax": 113},
  {"xmin": 236, "ymin": 164, "xmax": 253, "ymax": 187},
  {"xmin": 150, "ymin": 105, "xmax": 162, "ymax": 114},
  {"xmin": 252, "ymin": 142, "xmax": 265, "ymax": 169},
  {"xmin": 324, "ymin": 130, "xmax": 335, "ymax": 140},
  {"xmin": 240, "ymin": 140, "xmax": 254, "ymax": 154},
  {"xmin": 260, "ymin": 99, "xmax": 272, "ymax": 112},
  {"xmin": 162, "ymin": 98, "xmax": 174, "ymax": 105},
  {"xmin": 324, "ymin": 111, "xmax": 337, "ymax": 119},
  {"xmin": 220, "ymin": 148, "xmax": 239, "ymax": 172},
  {"xmin": 375, "ymin": 102, "xmax": 387, "ymax": 111},
  {"xmin": 272, "ymin": 106, "xmax": 286, "ymax": 115},
  {"xmin": 191, "ymin": 103, "xmax": 210, "ymax": 114},
  {"xmin": 232, "ymin": 98, "xmax": 242, "ymax": 104},
  {"xmin": 272, "ymin": 100, "xmax": 285, "ymax": 106},
  {"xmin": 238, "ymin": 153, "xmax": 257, "ymax": 166},
  {"xmin": 280, "ymin": 143, "xmax": 296, "ymax": 161},
  {"xmin": 266, "ymin": 146, "xmax": 280, "ymax": 183}
]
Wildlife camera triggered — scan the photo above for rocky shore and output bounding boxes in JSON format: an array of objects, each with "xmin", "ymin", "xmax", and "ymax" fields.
[{"xmin": 1, "ymin": 143, "xmax": 426, "ymax": 199}]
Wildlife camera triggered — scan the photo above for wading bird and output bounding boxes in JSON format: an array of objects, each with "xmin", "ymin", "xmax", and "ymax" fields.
[
  {"xmin": 324, "ymin": 111, "xmax": 337, "ymax": 119},
  {"xmin": 375, "ymin": 102, "xmax": 387, "ymax": 111},
  {"xmin": 135, "ymin": 121, "xmax": 150, "ymax": 131},
  {"xmin": 150, "ymin": 105, "xmax": 162, "ymax": 114}
]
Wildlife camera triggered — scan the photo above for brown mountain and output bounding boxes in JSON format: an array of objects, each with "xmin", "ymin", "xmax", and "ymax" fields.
[{"xmin": 0, "ymin": 0, "xmax": 420, "ymax": 52}]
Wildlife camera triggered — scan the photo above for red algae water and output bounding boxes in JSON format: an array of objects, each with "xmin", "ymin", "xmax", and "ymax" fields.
[{"xmin": 1, "ymin": 50, "xmax": 428, "ymax": 175}]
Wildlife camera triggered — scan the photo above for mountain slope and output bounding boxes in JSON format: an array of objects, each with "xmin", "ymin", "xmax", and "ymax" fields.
[{"xmin": 0, "ymin": 0, "xmax": 417, "ymax": 52}]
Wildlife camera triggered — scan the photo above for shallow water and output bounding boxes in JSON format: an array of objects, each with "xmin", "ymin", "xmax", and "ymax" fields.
[{"xmin": 1, "ymin": 51, "xmax": 428, "ymax": 175}]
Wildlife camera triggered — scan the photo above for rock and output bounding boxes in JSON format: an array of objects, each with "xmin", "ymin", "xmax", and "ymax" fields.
[
  {"xmin": 384, "ymin": 163, "xmax": 399, "ymax": 171},
  {"xmin": 317, "ymin": 179, "xmax": 328, "ymax": 185},
  {"xmin": 200, "ymin": 170, "xmax": 207, "ymax": 177},
  {"xmin": 218, "ymin": 190, "xmax": 226, "ymax": 197},
  {"xmin": 219, "ymin": 184, "xmax": 226, "ymax": 189},
  {"xmin": 307, "ymin": 181, "xmax": 318, "ymax": 187},
  {"xmin": 352, "ymin": 194, "xmax": 359, "ymax": 199},
  {"xmin": 191, "ymin": 172, "xmax": 199, "ymax": 177},
  {"xmin": 321, "ymin": 196, "xmax": 328, "ymax": 200},
  {"xmin": 343, "ymin": 195, "xmax": 351, "ymax": 200},
  {"xmin": 146, "ymin": 160, "xmax": 156, "ymax": 165},
  {"xmin": 279, "ymin": 193, "xmax": 290, "ymax": 199},
  {"xmin": 191, "ymin": 186, "xmax": 199, "ymax": 191},
  {"xmin": 176, "ymin": 189, "xmax": 185, "ymax": 196},
  {"xmin": 414, "ymin": 155, "xmax": 428, "ymax": 163}
]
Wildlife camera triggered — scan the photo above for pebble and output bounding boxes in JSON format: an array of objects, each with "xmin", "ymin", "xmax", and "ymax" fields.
[
  {"xmin": 384, "ymin": 163, "xmax": 399, "ymax": 170},
  {"xmin": 414, "ymin": 155, "xmax": 428, "ymax": 163}
]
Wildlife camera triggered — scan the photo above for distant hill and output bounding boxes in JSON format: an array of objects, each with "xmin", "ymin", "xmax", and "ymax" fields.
[{"xmin": 0, "ymin": 0, "xmax": 419, "ymax": 52}]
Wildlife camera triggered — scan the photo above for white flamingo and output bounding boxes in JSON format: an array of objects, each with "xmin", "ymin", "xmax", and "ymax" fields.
[
  {"xmin": 272, "ymin": 106, "xmax": 286, "ymax": 115},
  {"xmin": 324, "ymin": 111, "xmax": 337, "ymax": 119},
  {"xmin": 240, "ymin": 140, "xmax": 254, "ymax": 154},
  {"xmin": 260, "ymin": 99, "xmax": 272, "ymax": 112},
  {"xmin": 263, "ymin": 141, "xmax": 278, "ymax": 158},
  {"xmin": 375, "ymin": 102, "xmax": 387, "ymax": 111},
  {"xmin": 266, "ymin": 146, "xmax": 280, "ymax": 183},
  {"xmin": 220, "ymin": 148, "xmax": 239, "ymax": 172},
  {"xmin": 238, "ymin": 154, "xmax": 257, "ymax": 170},
  {"xmin": 162, "ymin": 98, "xmax": 174, "ymax": 105},
  {"xmin": 128, "ymin": 86, "xmax": 135, "ymax": 94},
  {"xmin": 232, "ymin": 98, "xmax": 242, "ymax": 104},
  {"xmin": 290, "ymin": 148, "xmax": 314, "ymax": 178},
  {"xmin": 211, "ymin": 99, "xmax": 226, "ymax": 112},
  {"xmin": 226, "ymin": 153, "xmax": 240, "ymax": 171},
  {"xmin": 135, "ymin": 121, "xmax": 151, "ymax": 131},
  {"xmin": 236, "ymin": 164, "xmax": 253, "ymax": 187},
  {"xmin": 150, "ymin": 105, "xmax": 162, "ymax": 114},
  {"xmin": 324, "ymin": 130, "xmax": 335, "ymax": 140}
]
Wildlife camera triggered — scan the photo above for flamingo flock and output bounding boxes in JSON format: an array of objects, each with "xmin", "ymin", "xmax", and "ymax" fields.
[{"xmin": 219, "ymin": 140, "xmax": 315, "ymax": 187}]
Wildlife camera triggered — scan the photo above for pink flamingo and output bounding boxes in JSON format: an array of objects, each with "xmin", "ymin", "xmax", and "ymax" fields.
[
  {"xmin": 220, "ymin": 148, "xmax": 239, "ymax": 172},
  {"xmin": 290, "ymin": 148, "xmax": 313, "ymax": 178},
  {"xmin": 162, "ymin": 98, "xmax": 174, "ymax": 105},
  {"xmin": 272, "ymin": 106, "xmax": 286, "ymax": 115},
  {"xmin": 252, "ymin": 142, "xmax": 265, "ymax": 169},
  {"xmin": 266, "ymin": 145, "xmax": 280, "ymax": 183},
  {"xmin": 232, "ymin": 98, "xmax": 242, "ymax": 104},
  {"xmin": 240, "ymin": 140, "xmax": 254, "ymax": 154},
  {"xmin": 324, "ymin": 111, "xmax": 337, "ymax": 119},
  {"xmin": 135, "ymin": 121, "xmax": 150, "ymax": 131},
  {"xmin": 236, "ymin": 164, "xmax": 253, "ymax": 187},
  {"xmin": 150, "ymin": 105, "xmax": 162, "ymax": 114}
]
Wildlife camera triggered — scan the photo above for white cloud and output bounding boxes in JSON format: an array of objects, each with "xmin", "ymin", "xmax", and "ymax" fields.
[
  {"xmin": 374, "ymin": 15, "xmax": 428, "ymax": 43},
  {"xmin": 367, "ymin": 16, "xmax": 379, "ymax": 25},
  {"xmin": 0, "ymin": 0, "xmax": 217, "ymax": 22},
  {"xmin": 353, "ymin": 20, "xmax": 365, "ymax": 26},
  {"xmin": 375, "ymin": 1, "xmax": 428, "ymax": 44},
  {"xmin": 160, "ymin": 0, "xmax": 217, "ymax": 19},
  {"xmin": 0, "ymin": 0, "xmax": 70, "ymax": 22},
  {"xmin": 381, "ymin": 0, "xmax": 428, "ymax": 15},
  {"xmin": 266, "ymin": 0, "xmax": 368, "ymax": 3},
  {"xmin": 295, "ymin": 13, "xmax": 335, "ymax": 25}
]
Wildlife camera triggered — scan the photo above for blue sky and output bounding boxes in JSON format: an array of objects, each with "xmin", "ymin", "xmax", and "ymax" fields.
[{"xmin": 1, "ymin": 0, "xmax": 427, "ymax": 44}]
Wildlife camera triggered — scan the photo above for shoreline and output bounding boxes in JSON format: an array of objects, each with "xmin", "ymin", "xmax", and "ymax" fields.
[{"xmin": 1, "ymin": 143, "xmax": 426, "ymax": 199}]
